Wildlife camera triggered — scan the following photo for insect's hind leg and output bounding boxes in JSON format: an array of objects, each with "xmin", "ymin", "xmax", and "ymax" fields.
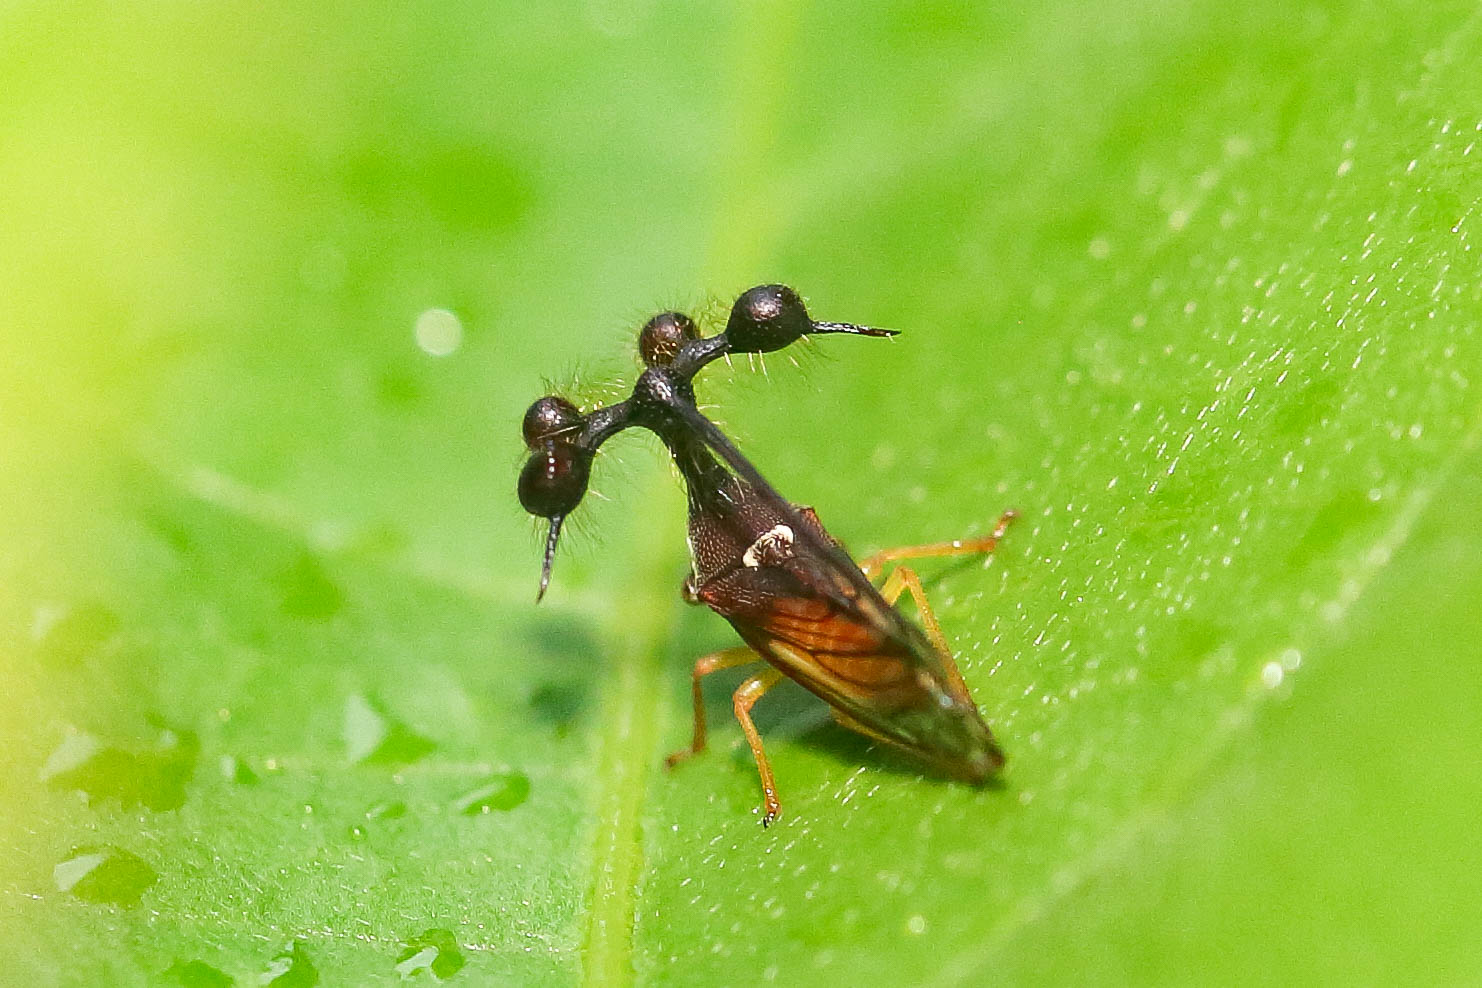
[
  {"xmin": 732, "ymin": 667, "xmax": 785, "ymax": 826},
  {"xmin": 862, "ymin": 510, "xmax": 1017, "ymax": 704},
  {"xmin": 876, "ymin": 565, "xmax": 972, "ymax": 701},
  {"xmin": 665, "ymin": 647, "xmax": 758, "ymax": 770},
  {"xmin": 856, "ymin": 509, "xmax": 1017, "ymax": 581}
]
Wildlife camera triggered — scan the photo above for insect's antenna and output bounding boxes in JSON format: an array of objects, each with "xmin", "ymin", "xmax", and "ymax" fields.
[
  {"xmin": 536, "ymin": 515, "xmax": 564, "ymax": 602},
  {"xmin": 809, "ymin": 321, "xmax": 898, "ymax": 339}
]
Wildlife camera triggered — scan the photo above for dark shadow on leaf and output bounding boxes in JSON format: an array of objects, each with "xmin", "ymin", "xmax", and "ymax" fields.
[{"xmin": 794, "ymin": 721, "xmax": 1009, "ymax": 792}]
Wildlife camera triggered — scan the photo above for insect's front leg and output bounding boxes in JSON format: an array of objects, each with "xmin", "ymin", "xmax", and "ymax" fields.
[{"xmin": 665, "ymin": 647, "xmax": 757, "ymax": 770}]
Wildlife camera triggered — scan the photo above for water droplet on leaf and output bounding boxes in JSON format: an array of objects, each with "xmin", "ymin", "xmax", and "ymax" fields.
[
  {"xmin": 54, "ymin": 846, "xmax": 156, "ymax": 906},
  {"xmin": 42, "ymin": 720, "xmax": 198, "ymax": 811},
  {"xmin": 164, "ymin": 958, "xmax": 234, "ymax": 987},
  {"xmin": 262, "ymin": 943, "xmax": 317, "ymax": 987},
  {"xmin": 344, "ymin": 694, "xmax": 436, "ymax": 766},
  {"xmin": 394, "ymin": 928, "xmax": 465, "ymax": 980},
  {"xmin": 366, "ymin": 799, "xmax": 408, "ymax": 821},
  {"xmin": 452, "ymin": 772, "xmax": 530, "ymax": 814},
  {"xmin": 34, "ymin": 602, "xmax": 119, "ymax": 666},
  {"xmin": 219, "ymin": 755, "xmax": 259, "ymax": 785}
]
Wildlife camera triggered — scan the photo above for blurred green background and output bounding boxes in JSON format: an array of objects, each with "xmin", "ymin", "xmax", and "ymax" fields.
[{"xmin": 3, "ymin": 1, "xmax": 1480, "ymax": 984}]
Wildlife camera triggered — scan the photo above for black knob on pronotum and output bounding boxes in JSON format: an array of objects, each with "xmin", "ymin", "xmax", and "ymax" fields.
[{"xmin": 724, "ymin": 284, "xmax": 897, "ymax": 353}]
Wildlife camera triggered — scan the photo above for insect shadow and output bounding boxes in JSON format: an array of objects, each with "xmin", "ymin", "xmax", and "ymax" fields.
[{"xmin": 518, "ymin": 614, "xmax": 602, "ymax": 734}]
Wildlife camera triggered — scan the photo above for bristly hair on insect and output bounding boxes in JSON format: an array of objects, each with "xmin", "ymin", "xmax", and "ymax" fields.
[{"xmin": 515, "ymin": 284, "xmax": 1015, "ymax": 826}]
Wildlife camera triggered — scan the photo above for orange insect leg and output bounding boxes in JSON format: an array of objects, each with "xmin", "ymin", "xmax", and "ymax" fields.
[
  {"xmin": 733, "ymin": 667, "xmax": 785, "ymax": 826},
  {"xmin": 665, "ymin": 646, "xmax": 757, "ymax": 770},
  {"xmin": 856, "ymin": 509, "xmax": 1017, "ymax": 581},
  {"xmin": 859, "ymin": 509, "xmax": 1017, "ymax": 704}
]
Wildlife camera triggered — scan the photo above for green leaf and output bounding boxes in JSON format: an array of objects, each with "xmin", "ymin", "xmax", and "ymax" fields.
[{"xmin": 2, "ymin": 1, "xmax": 1479, "ymax": 984}]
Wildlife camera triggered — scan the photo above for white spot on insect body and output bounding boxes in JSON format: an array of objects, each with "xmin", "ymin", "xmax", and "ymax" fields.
[
  {"xmin": 682, "ymin": 533, "xmax": 703, "ymax": 602},
  {"xmin": 742, "ymin": 524, "xmax": 795, "ymax": 568}
]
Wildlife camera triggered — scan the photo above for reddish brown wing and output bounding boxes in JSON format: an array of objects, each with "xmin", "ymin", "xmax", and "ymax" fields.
[
  {"xmin": 696, "ymin": 559, "xmax": 934, "ymax": 725},
  {"xmin": 752, "ymin": 594, "xmax": 910, "ymax": 686},
  {"xmin": 668, "ymin": 397, "xmax": 1002, "ymax": 780},
  {"xmin": 697, "ymin": 554, "xmax": 1005, "ymax": 783}
]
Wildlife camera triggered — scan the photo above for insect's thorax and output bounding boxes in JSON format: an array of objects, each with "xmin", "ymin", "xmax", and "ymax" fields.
[
  {"xmin": 685, "ymin": 477, "xmax": 795, "ymax": 587},
  {"xmin": 660, "ymin": 431, "xmax": 791, "ymax": 587}
]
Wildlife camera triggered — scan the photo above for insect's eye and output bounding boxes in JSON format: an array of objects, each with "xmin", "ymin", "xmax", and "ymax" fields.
[
  {"xmin": 639, "ymin": 311, "xmax": 698, "ymax": 367},
  {"xmin": 518, "ymin": 442, "xmax": 591, "ymax": 518},
  {"xmin": 724, "ymin": 284, "xmax": 812, "ymax": 354},
  {"xmin": 522, "ymin": 395, "xmax": 584, "ymax": 448}
]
